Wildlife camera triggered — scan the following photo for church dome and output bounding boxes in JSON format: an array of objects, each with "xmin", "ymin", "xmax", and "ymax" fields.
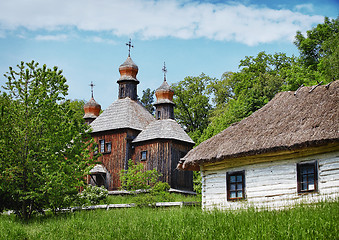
[
  {"xmin": 83, "ymin": 97, "xmax": 101, "ymax": 119},
  {"xmin": 118, "ymin": 56, "xmax": 139, "ymax": 83},
  {"xmin": 155, "ymin": 80, "xmax": 174, "ymax": 104}
]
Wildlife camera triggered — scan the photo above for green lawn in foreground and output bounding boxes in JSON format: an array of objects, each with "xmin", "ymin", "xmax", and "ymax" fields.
[{"xmin": 1, "ymin": 201, "xmax": 338, "ymax": 240}]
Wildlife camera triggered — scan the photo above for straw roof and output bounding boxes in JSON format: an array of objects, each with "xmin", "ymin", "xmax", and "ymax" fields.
[
  {"xmin": 179, "ymin": 81, "xmax": 339, "ymax": 171},
  {"xmin": 132, "ymin": 119, "xmax": 195, "ymax": 144},
  {"xmin": 90, "ymin": 98, "xmax": 155, "ymax": 133}
]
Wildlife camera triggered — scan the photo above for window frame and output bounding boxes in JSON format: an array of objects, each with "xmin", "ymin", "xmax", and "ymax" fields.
[
  {"xmin": 297, "ymin": 161, "xmax": 318, "ymax": 194},
  {"xmin": 99, "ymin": 139, "xmax": 105, "ymax": 153},
  {"xmin": 140, "ymin": 150, "xmax": 147, "ymax": 161},
  {"xmin": 226, "ymin": 171, "xmax": 245, "ymax": 201},
  {"xmin": 105, "ymin": 142, "xmax": 112, "ymax": 153}
]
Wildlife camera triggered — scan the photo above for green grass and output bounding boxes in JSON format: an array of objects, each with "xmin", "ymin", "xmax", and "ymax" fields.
[
  {"xmin": 105, "ymin": 192, "xmax": 201, "ymax": 204},
  {"xmin": 1, "ymin": 201, "xmax": 338, "ymax": 240}
]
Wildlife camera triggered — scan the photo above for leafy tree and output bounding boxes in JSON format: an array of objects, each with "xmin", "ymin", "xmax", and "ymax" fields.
[
  {"xmin": 198, "ymin": 52, "xmax": 294, "ymax": 144},
  {"xmin": 0, "ymin": 61, "xmax": 96, "ymax": 219},
  {"xmin": 294, "ymin": 16, "xmax": 339, "ymax": 80},
  {"xmin": 172, "ymin": 73, "xmax": 212, "ymax": 142},
  {"xmin": 69, "ymin": 99, "xmax": 86, "ymax": 123},
  {"xmin": 140, "ymin": 88, "xmax": 155, "ymax": 114}
]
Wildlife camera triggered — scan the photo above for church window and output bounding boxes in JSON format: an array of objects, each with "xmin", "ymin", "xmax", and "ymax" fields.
[
  {"xmin": 106, "ymin": 142, "xmax": 112, "ymax": 153},
  {"xmin": 99, "ymin": 139, "xmax": 105, "ymax": 153},
  {"xmin": 141, "ymin": 151, "xmax": 147, "ymax": 161}
]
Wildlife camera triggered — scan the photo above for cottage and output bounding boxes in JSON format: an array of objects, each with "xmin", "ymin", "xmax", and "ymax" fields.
[
  {"xmin": 178, "ymin": 81, "xmax": 339, "ymax": 210},
  {"xmin": 83, "ymin": 49, "xmax": 194, "ymax": 191}
]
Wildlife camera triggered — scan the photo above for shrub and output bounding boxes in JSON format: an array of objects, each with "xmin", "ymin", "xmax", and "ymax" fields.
[
  {"xmin": 152, "ymin": 182, "xmax": 170, "ymax": 193},
  {"xmin": 120, "ymin": 159, "xmax": 161, "ymax": 191},
  {"xmin": 77, "ymin": 185, "xmax": 108, "ymax": 205}
]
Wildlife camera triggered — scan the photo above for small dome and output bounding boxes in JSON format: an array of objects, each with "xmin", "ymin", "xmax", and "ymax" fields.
[
  {"xmin": 119, "ymin": 56, "xmax": 138, "ymax": 70},
  {"xmin": 155, "ymin": 80, "xmax": 174, "ymax": 104},
  {"xmin": 118, "ymin": 57, "xmax": 139, "ymax": 83},
  {"xmin": 84, "ymin": 97, "xmax": 101, "ymax": 119}
]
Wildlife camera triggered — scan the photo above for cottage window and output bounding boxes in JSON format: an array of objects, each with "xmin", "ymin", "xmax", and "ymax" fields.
[
  {"xmin": 227, "ymin": 171, "xmax": 245, "ymax": 201},
  {"xmin": 141, "ymin": 151, "xmax": 147, "ymax": 161},
  {"xmin": 297, "ymin": 161, "xmax": 318, "ymax": 193},
  {"xmin": 106, "ymin": 142, "xmax": 112, "ymax": 153},
  {"xmin": 99, "ymin": 139, "xmax": 105, "ymax": 153}
]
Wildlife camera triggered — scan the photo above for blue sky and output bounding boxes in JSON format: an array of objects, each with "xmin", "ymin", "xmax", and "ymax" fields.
[{"xmin": 0, "ymin": 0, "xmax": 338, "ymax": 109}]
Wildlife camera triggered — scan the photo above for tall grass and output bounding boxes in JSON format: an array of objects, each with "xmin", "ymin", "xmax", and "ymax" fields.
[
  {"xmin": 105, "ymin": 192, "xmax": 201, "ymax": 204},
  {"xmin": 1, "ymin": 201, "xmax": 337, "ymax": 240}
]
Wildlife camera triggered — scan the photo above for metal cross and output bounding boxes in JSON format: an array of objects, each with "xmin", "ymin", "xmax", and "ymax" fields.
[
  {"xmin": 162, "ymin": 62, "xmax": 167, "ymax": 81},
  {"xmin": 90, "ymin": 81, "xmax": 95, "ymax": 98},
  {"xmin": 126, "ymin": 38, "xmax": 134, "ymax": 57}
]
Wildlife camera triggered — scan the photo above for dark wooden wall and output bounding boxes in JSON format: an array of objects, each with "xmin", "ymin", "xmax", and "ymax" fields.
[
  {"xmin": 132, "ymin": 139, "xmax": 193, "ymax": 191},
  {"xmin": 91, "ymin": 129, "xmax": 140, "ymax": 190}
]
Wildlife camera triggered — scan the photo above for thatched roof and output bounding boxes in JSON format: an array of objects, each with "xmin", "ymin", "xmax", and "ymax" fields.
[
  {"xmin": 132, "ymin": 119, "xmax": 195, "ymax": 145},
  {"xmin": 179, "ymin": 81, "xmax": 339, "ymax": 171},
  {"xmin": 90, "ymin": 98, "xmax": 155, "ymax": 133}
]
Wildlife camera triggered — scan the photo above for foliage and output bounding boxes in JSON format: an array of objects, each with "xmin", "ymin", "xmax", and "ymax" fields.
[
  {"xmin": 151, "ymin": 181, "xmax": 170, "ymax": 193},
  {"xmin": 69, "ymin": 99, "xmax": 86, "ymax": 123},
  {"xmin": 172, "ymin": 73, "xmax": 213, "ymax": 143},
  {"xmin": 0, "ymin": 200, "xmax": 337, "ymax": 239},
  {"xmin": 120, "ymin": 159, "xmax": 161, "ymax": 191},
  {"xmin": 140, "ymin": 88, "xmax": 155, "ymax": 114},
  {"xmin": 193, "ymin": 171, "xmax": 202, "ymax": 194},
  {"xmin": 198, "ymin": 52, "xmax": 294, "ymax": 144},
  {"xmin": 0, "ymin": 61, "xmax": 96, "ymax": 219},
  {"xmin": 294, "ymin": 17, "xmax": 338, "ymax": 74},
  {"xmin": 76, "ymin": 185, "xmax": 108, "ymax": 206}
]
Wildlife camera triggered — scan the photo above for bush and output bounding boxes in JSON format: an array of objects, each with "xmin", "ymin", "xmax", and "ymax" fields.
[
  {"xmin": 151, "ymin": 182, "xmax": 170, "ymax": 193},
  {"xmin": 120, "ymin": 159, "xmax": 161, "ymax": 191},
  {"xmin": 77, "ymin": 185, "xmax": 108, "ymax": 206}
]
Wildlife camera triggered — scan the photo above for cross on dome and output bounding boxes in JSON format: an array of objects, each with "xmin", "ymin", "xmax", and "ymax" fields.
[
  {"xmin": 162, "ymin": 62, "xmax": 167, "ymax": 81},
  {"xmin": 126, "ymin": 38, "xmax": 134, "ymax": 57},
  {"xmin": 89, "ymin": 81, "xmax": 95, "ymax": 98}
]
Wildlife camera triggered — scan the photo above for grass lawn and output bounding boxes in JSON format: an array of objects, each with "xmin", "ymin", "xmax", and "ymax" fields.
[{"xmin": 1, "ymin": 200, "xmax": 338, "ymax": 240}]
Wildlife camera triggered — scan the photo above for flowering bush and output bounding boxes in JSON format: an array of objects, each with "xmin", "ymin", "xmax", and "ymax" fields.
[{"xmin": 77, "ymin": 185, "xmax": 108, "ymax": 205}]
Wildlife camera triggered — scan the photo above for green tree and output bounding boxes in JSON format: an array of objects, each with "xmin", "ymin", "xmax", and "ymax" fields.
[
  {"xmin": 69, "ymin": 99, "xmax": 86, "ymax": 123},
  {"xmin": 140, "ymin": 88, "xmax": 155, "ymax": 114},
  {"xmin": 172, "ymin": 73, "xmax": 212, "ymax": 142},
  {"xmin": 198, "ymin": 52, "xmax": 293, "ymax": 144},
  {"xmin": 0, "ymin": 61, "xmax": 96, "ymax": 219},
  {"xmin": 294, "ymin": 16, "xmax": 339, "ymax": 79}
]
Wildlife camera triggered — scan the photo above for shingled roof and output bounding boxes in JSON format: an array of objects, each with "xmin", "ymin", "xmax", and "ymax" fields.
[
  {"xmin": 132, "ymin": 119, "xmax": 195, "ymax": 144},
  {"xmin": 90, "ymin": 98, "xmax": 155, "ymax": 133},
  {"xmin": 179, "ymin": 81, "xmax": 339, "ymax": 171}
]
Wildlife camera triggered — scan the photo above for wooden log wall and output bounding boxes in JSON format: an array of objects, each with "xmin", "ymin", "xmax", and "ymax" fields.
[
  {"xmin": 132, "ymin": 140, "xmax": 194, "ymax": 190},
  {"xmin": 170, "ymin": 141, "xmax": 193, "ymax": 191},
  {"xmin": 201, "ymin": 151, "xmax": 339, "ymax": 210},
  {"xmin": 91, "ymin": 129, "xmax": 139, "ymax": 190}
]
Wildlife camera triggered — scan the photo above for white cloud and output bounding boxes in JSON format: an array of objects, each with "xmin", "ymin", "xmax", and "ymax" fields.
[
  {"xmin": 35, "ymin": 34, "xmax": 69, "ymax": 41},
  {"xmin": 294, "ymin": 4, "xmax": 314, "ymax": 13},
  {"xmin": 0, "ymin": 0, "xmax": 324, "ymax": 46},
  {"xmin": 86, "ymin": 36, "xmax": 117, "ymax": 45}
]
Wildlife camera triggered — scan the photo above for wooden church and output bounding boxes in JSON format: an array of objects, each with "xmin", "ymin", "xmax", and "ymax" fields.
[{"xmin": 83, "ymin": 46, "xmax": 194, "ymax": 191}]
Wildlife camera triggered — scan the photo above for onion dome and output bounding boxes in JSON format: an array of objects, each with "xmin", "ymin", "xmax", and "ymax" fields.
[
  {"xmin": 155, "ymin": 80, "xmax": 174, "ymax": 105},
  {"xmin": 83, "ymin": 97, "xmax": 101, "ymax": 124},
  {"xmin": 118, "ymin": 57, "xmax": 139, "ymax": 83}
]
